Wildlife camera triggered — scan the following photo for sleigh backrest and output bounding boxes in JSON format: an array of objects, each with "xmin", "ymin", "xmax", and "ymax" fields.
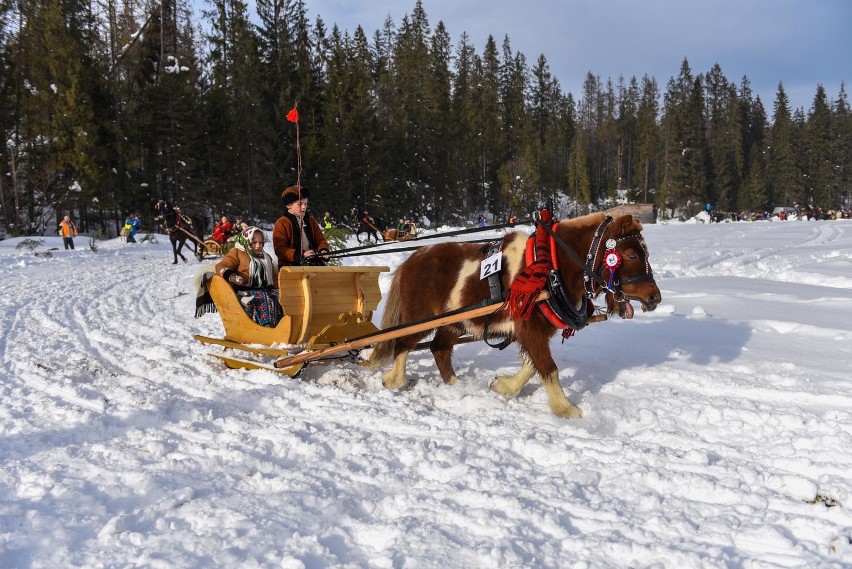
[{"xmin": 278, "ymin": 265, "xmax": 388, "ymax": 344}]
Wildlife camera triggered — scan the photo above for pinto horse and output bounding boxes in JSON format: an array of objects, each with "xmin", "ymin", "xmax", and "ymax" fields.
[
  {"xmin": 371, "ymin": 211, "xmax": 661, "ymax": 418},
  {"xmin": 153, "ymin": 200, "xmax": 208, "ymax": 264}
]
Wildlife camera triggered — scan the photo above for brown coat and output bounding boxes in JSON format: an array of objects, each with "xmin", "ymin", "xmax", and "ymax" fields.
[
  {"xmin": 214, "ymin": 247, "xmax": 277, "ymax": 288},
  {"xmin": 272, "ymin": 213, "xmax": 329, "ymax": 266}
]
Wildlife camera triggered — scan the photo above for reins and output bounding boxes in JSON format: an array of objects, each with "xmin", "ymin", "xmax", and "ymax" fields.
[
  {"xmin": 328, "ymin": 238, "xmax": 496, "ymax": 259},
  {"xmin": 327, "ymin": 218, "xmax": 532, "ymax": 259}
]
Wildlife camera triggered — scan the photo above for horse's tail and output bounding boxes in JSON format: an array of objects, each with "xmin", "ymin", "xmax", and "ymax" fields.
[{"xmin": 369, "ymin": 270, "xmax": 403, "ymax": 366}]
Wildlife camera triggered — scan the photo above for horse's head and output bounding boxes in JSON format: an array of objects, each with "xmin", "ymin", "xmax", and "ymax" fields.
[
  {"xmin": 600, "ymin": 215, "xmax": 661, "ymax": 319},
  {"xmin": 153, "ymin": 200, "xmax": 172, "ymax": 220}
]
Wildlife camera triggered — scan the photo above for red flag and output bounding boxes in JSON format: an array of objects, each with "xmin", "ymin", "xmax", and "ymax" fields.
[{"xmin": 286, "ymin": 108, "xmax": 299, "ymax": 123}]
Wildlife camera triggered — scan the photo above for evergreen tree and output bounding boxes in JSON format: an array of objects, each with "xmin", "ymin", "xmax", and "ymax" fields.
[
  {"xmin": 203, "ymin": 0, "xmax": 273, "ymax": 218},
  {"xmin": 805, "ymin": 85, "xmax": 834, "ymax": 209},
  {"xmin": 320, "ymin": 25, "xmax": 380, "ymax": 219},
  {"xmin": 577, "ymin": 72, "xmax": 601, "ymax": 201},
  {"xmin": 739, "ymin": 95, "xmax": 769, "ymax": 212},
  {"xmin": 833, "ymin": 83, "xmax": 852, "ymax": 211},
  {"xmin": 529, "ymin": 54, "xmax": 566, "ymax": 195},
  {"xmin": 565, "ymin": 127, "xmax": 590, "ymax": 213},
  {"xmin": 616, "ymin": 75, "xmax": 639, "ymax": 194},
  {"xmin": 635, "ymin": 75, "xmax": 661, "ymax": 204},
  {"xmin": 660, "ymin": 59, "xmax": 692, "ymax": 215},
  {"xmin": 704, "ymin": 63, "xmax": 732, "ymax": 209},
  {"xmin": 715, "ymin": 83, "xmax": 744, "ymax": 211},
  {"xmin": 470, "ymin": 35, "xmax": 502, "ymax": 213},
  {"xmin": 768, "ymin": 82, "xmax": 801, "ymax": 207},
  {"xmin": 449, "ymin": 31, "xmax": 479, "ymax": 217},
  {"xmin": 387, "ymin": 1, "xmax": 434, "ymax": 217},
  {"xmin": 661, "ymin": 59, "xmax": 709, "ymax": 216},
  {"xmin": 425, "ymin": 20, "xmax": 453, "ymax": 223},
  {"xmin": 8, "ymin": 0, "xmax": 100, "ymax": 232}
]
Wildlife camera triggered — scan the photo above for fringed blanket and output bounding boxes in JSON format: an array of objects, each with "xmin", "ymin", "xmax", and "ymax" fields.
[
  {"xmin": 195, "ymin": 272, "xmax": 217, "ymax": 317},
  {"xmin": 239, "ymin": 289, "xmax": 283, "ymax": 328},
  {"xmin": 506, "ymin": 209, "xmax": 554, "ymax": 320}
]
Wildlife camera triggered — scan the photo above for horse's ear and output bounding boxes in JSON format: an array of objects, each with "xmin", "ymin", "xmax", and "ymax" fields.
[{"xmin": 612, "ymin": 214, "xmax": 643, "ymax": 235}]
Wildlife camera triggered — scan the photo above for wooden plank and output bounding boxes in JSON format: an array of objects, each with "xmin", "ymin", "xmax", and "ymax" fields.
[
  {"xmin": 212, "ymin": 353, "xmax": 305, "ymax": 376},
  {"xmin": 193, "ymin": 335, "xmax": 296, "ymax": 356},
  {"xmin": 271, "ymin": 293, "xmax": 549, "ymax": 369}
]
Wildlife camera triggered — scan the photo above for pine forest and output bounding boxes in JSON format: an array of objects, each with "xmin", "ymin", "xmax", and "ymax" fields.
[{"xmin": 1, "ymin": 0, "xmax": 850, "ymax": 236}]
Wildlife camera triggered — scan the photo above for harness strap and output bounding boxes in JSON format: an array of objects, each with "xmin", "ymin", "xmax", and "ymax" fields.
[
  {"xmin": 482, "ymin": 242, "xmax": 504, "ymax": 303},
  {"xmin": 538, "ymin": 217, "xmax": 613, "ymax": 293},
  {"xmin": 480, "ymin": 242, "xmax": 512, "ymax": 350},
  {"xmin": 526, "ymin": 234, "xmax": 591, "ymax": 333}
]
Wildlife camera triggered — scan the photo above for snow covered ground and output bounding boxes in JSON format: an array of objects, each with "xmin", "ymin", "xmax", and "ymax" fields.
[{"xmin": 1, "ymin": 217, "xmax": 851, "ymax": 568}]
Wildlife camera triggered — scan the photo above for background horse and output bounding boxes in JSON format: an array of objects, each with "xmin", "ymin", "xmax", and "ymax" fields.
[
  {"xmin": 355, "ymin": 216, "xmax": 386, "ymax": 243},
  {"xmin": 153, "ymin": 200, "xmax": 208, "ymax": 264},
  {"xmin": 371, "ymin": 212, "xmax": 661, "ymax": 419}
]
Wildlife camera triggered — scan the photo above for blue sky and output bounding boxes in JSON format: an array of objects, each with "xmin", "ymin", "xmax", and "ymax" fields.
[{"xmin": 297, "ymin": 0, "xmax": 850, "ymax": 113}]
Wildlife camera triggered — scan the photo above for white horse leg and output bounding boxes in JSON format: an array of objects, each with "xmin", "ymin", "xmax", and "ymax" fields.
[
  {"xmin": 541, "ymin": 370, "xmax": 582, "ymax": 418},
  {"xmin": 490, "ymin": 354, "xmax": 536, "ymax": 396},
  {"xmin": 382, "ymin": 352, "xmax": 409, "ymax": 389}
]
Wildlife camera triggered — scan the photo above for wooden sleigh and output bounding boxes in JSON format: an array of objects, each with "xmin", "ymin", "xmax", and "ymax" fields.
[
  {"xmin": 194, "ymin": 265, "xmax": 390, "ymax": 374},
  {"xmin": 203, "ymin": 240, "xmax": 223, "ymax": 256},
  {"xmin": 194, "ymin": 263, "xmax": 537, "ymax": 376}
]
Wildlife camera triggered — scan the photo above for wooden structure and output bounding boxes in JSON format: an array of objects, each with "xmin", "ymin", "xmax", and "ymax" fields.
[
  {"xmin": 195, "ymin": 265, "xmax": 389, "ymax": 370},
  {"xmin": 193, "ymin": 263, "xmax": 541, "ymax": 375},
  {"xmin": 604, "ymin": 204, "xmax": 657, "ymax": 224},
  {"xmin": 203, "ymin": 240, "xmax": 222, "ymax": 256}
]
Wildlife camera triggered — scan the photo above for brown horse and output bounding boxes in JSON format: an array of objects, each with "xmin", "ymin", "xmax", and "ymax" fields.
[
  {"xmin": 154, "ymin": 200, "xmax": 208, "ymax": 264},
  {"xmin": 370, "ymin": 211, "xmax": 661, "ymax": 418}
]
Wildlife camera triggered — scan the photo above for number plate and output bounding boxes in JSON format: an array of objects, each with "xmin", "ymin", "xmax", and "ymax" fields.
[{"xmin": 480, "ymin": 252, "xmax": 502, "ymax": 279}]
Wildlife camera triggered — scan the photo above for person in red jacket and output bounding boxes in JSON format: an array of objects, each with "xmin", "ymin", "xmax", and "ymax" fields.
[
  {"xmin": 212, "ymin": 215, "xmax": 233, "ymax": 244},
  {"xmin": 272, "ymin": 185, "xmax": 329, "ymax": 266}
]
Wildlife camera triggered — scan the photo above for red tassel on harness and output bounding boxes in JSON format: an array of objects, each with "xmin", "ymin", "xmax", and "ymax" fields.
[{"xmin": 506, "ymin": 209, "xmax": 554, "ymax": 320}]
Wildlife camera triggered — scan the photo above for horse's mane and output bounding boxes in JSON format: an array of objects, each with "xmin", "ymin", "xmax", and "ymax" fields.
[{"xmin": 557, "ymin": 212, "xmax": 644, "ymax": 238}]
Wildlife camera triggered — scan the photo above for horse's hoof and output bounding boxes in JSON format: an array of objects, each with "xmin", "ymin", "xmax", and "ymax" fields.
[
  {"xmin": 552, "ymin": 402, "xmax": 583, "ymax": 419},
  {"xmin": 382, "ymin": 373, "xmax": 408, "ymax": 390}
]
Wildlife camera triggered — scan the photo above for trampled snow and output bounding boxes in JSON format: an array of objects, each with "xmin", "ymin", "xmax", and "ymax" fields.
[{"xmin": 1, "ymin": 219, "xmax": 851, "ymax": 568}]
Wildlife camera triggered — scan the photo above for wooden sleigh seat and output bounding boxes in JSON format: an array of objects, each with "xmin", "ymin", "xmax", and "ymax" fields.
[{"xmin": 203, "ymin": 265, "xmax": 389, "ymax": 349}]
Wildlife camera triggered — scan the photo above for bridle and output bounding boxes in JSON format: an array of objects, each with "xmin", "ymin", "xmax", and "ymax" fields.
[
  {"xmin": 535, "ymin": 214, "xmax": 655, "ymax": 332},
  {"xmin": 153, "ymin": 202, "xmax": 182, "ymax": 235}
]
